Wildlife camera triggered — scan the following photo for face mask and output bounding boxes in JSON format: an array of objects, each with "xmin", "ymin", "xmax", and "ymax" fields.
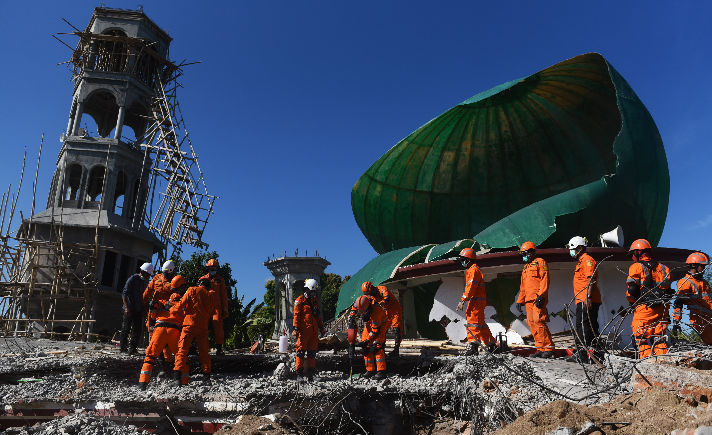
[
  {"xmin": 209, "ymin": 270, "xmax": 217, "ymax": 277},
  {"xmin": 569, "ymin": 249, "xmax": 577, "ymax": 258},
  {"xmin": 522, "ymin": 255, "xmax": 530, "ymax": 263},
  {"xmin": 163, "ymin": 272, "xmax": 174, "ymax": 280}
]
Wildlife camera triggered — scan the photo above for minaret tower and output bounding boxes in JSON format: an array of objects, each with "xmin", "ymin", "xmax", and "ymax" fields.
[{"xmin": 21, "ymin": 8, "xmax": 170, "ymax": 332}]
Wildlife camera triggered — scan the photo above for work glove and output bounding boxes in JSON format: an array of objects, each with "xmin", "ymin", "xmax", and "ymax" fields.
[
  {"xmin": 360, "ymin": 341, "xmax": 371, "ymax": 356},
  {"xmin": 456, "ymin": 300, "xmax": 465, "ymax": 311},
  {"xmin": 534, "ymin": 296, "xmax": 545, "ymax": 309},
  {"xmin": 516, "ymin": 303, "xmax": 524, "ymax": 314},
  {"xmin": 370, "ymin": 341, "xmax": 381, "ymax": 354},
  {"xmin": 291, "ymin": 329, "xmax": 298, "ymax": 337}
]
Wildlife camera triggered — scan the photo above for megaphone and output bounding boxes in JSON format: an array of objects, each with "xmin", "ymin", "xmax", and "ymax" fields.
[{"xmin": 600, "ymin": 225, "xmax": 624, "ymax": 247}]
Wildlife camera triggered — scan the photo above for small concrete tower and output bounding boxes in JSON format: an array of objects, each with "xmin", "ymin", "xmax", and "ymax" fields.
[
  {"xmin": 21, "ymin": 8, "xmax": 169, "ymax": 334},
  {"xmin": 264, "ymin": 255, "xmax": 330, "ymax": 338}
]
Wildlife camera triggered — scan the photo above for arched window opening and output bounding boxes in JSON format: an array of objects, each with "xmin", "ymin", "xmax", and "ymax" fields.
[
  {"xmin": 64, "ymin": 164, "xmax": 83, "ymax": 202},
  {"xmin": 123, "ymin": 101, "xmax": 149, "ymax": 141},
  {"xmin": 86, "ymin": 166, "xmax": 106, "ymax": 206},
  {"xmin": 84, "ymin": 91, "xmax": 118, "ymax": 138},
  {"xmin": 113, "ymin": 171, "xmax": 127, "ymax": 215},
  {"xmin": 95, "ymin": 29, "xmax": 128, "ymax": 73},
  {"xmin": 127, "ymin": 180, "xmax": 140, "ymax": 220}
]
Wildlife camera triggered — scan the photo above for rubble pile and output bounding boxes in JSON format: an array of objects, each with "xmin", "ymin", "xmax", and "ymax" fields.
[{"xmin": 2, "ymin": 414, "xmax": 149, "ymax": 435}]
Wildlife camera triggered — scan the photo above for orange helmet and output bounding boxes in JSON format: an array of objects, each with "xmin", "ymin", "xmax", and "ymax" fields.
[
  {"xmin": 686, "ymin": 252, "xmax": 710, "ymax": 265},
  {"xmin": 459, "ymin": 248, "xmax": 476, "ymax": 260},
  {"xmin": 628, "ymin": 239, "xmax": 652, "ymax": 253},
  {"xmin": 354, "ymin": 295, "xmax": 373, "ymax": 313},
  {"xmin": 520, "ymin": 241, "xmax": 536, "ymax": 252},
  {"xmin": 170, "ymin": 275, "xmax": 186, "ymax": 289},
  {"xmin": 361, "ymin": 281, "xmax": 374, "ymax": 294},
  {"xmin": 205, "ymin": 258, "xmax": 219, "ymax": 269}
]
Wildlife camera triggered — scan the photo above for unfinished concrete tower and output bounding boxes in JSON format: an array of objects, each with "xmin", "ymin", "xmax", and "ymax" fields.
[
  {"xmin": 264, "ymin": 255, "xmax": 330, "ymax": 338},
  {"xmin": 18, "ymin": 9, "xmax": 174, "ymax": 336}
]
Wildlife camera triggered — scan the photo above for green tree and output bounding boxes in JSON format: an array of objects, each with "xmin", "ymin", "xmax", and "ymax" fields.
[
  {"xmin": 246, "ymin": 280, "xmax": 276, "ymax": 341},
  {"xmin": 320, "ymin": 273, "xmax": 349, "ymax": 321}
]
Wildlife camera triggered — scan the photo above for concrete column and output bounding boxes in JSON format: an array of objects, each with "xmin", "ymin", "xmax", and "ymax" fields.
[
  {"xmin": 114, "ymin": 106, "xmax": 126, "ymax": 140},
  {"xmin": 65, "ymin": 99, "xmax": 76, "ymax": 136},
  {"xmin": 53, "ymin": 163, "xmax": 67, "ymax": 208},
  {"xmin": 72, "ymin": 102, "xmax": 85, "ymax": 136}
]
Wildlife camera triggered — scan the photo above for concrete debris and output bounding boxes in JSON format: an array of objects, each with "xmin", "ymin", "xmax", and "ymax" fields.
[{"xmin": 2, "ymin": 413, "xmax": 148, "ymax": 435}]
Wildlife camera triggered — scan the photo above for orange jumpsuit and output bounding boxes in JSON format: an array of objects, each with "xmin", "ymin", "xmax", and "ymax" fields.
[
  {"xmin": 142, "ymin": 273, "xmax": 174, "ymax": 359},
  {"xmin": 372, "ymin": 286, "xmax": 403, "ymax": 334},
  {"xmin": 142, "ymin": 273, "xmax": 174, "ymax": 314},
  {"xmin": 460, "ymin": 263, "xmax": 494, "ymax": 344},
  {"xmin": 673, "ymin": 274, "xmax": 712, "ymax": 344},
  {"xmin": 517, "ymin": 257, "xmax": 554, "ymax": 351},
  {"xmin": 202, "ymin": 273, "xmax": 228, "ymax": 346},
  {"xmin": 139, "ymin": 292, "xmax": 184, "ymax": 385},
  {"xmin": 173, "ymin": 284, "xmax": 214, "ymax": 384},
  {"xmin": 573, "ymin": 253, "xmax": 601, "ymax": 305},
  {"xmin": 349, "ymin": 299, "xmax": 388, "ymax": 373},
  {"xmin": 293, "ymin": 294, "xmax": 323, "ymax": 371},
  {"xmin": 626, "ymin": 257, "xmax": 671, "ymax": 358}
]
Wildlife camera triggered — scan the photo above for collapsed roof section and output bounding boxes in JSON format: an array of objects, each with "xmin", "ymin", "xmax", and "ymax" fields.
[{"xmin": 351, "ymin": 53, "xmax": 669, "ymax": 254}]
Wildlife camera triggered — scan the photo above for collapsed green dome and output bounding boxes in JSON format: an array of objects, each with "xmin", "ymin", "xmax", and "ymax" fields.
[{"xmin": 351, "ymin": 53, "xmax": 669, "ymax": 253}]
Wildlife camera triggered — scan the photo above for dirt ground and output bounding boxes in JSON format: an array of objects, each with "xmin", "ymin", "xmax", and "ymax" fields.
[
  {"xmin": 494, "ymin": 387, "xmax": 712, "ymax": 435},
  {"xmin": 215, "ymin": 415, "xmax": 288, "ymax": 435}
]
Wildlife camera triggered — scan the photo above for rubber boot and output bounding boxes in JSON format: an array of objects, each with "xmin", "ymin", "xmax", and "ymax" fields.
[
  {"xmin": 174, "ymin": 370, "xmax": 183, "ymax": 387},
  {"xmin": 296, "ymin": 366, "xmax": 303, "ymax": 381},
  {"xmin": 203, "ymin": 372, "xmax": 211, "ymax": 383},
  {"xmin": 465, "ymin": 342, "xmax": 479, "ymax": 356},
  {"xmin": 531, "ymin": 350, "xmax": 542, "ymax": 358},
  {"xmin": 362, "ymin": 371, "xmax": 375, "ymax": 379},
  {"xmin": 373, "ymin": 371, "xmax": 387, "ymax": 380},
  {"xmin": 539, "ymin": 351, "xmax": 555, "ymax": 359},
  {"xmin": 138, "ymin": 382, "xmax": 148, "ymax": 391},
  {"xmin": 305, "ymin": 367, "xmax": 313, "ymax": 382},
  {"xmin": 216, "ymin": 344, "xmax": 224, "ymax": 356}
]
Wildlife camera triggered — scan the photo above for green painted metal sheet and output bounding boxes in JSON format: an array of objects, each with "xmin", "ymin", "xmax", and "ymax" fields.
[
  {"xmin": 335, "ymin": 245, "xmax": 430, "ymax": 314},
  {"xmin": 351, "ymin": 53, "xmax": 669, "ymax": 253},
  {"xmin": 425, "ymin": 239, "xmax": 476, "ymax": 262}
]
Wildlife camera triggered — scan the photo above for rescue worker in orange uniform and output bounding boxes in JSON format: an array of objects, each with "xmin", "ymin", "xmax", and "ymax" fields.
[
  {"xmin": 292, "ymin": 278, "xmax": 324, "ymax": 381},
  {"xmin": 626, "ymin": 238, "xmax": 672, "ymax": 358},
  {"xmin": 361, "ymin": 281, "xmax": 403, "ymax": 357},
  {"xmin": 455, "ymin": 248, "xmax": 495, "ymax": 355},
  {"xmin": 565, "ymin": 236, "xmax": 601, "ymax": 364},
  {"xmin": 202, "ymin": 258, "xmax": 229, "ymax": 356},
  {"xmin": 673, "ymin": 252, "xmax": 712, "ymax": 344},
  {"xmin": 348, "ymin": 295, "xmax": 388, "ymax": 380},
  {"xmin": 173, "ymin": 276, "xmax": 214, "ymax": 386},
  {"xmin": 138, "ymin": 275, "xmax": 187, "ymax": 390},
  {"xmin": 143, "ymin": 260, "xmax": 177, "ymax": 361},
  {"xmin": 516, "ymin": 241, "xmax": 555, "ymax": 358}
]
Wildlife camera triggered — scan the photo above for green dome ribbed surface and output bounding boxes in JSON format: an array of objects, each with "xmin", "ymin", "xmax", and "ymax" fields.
[{"xmin": 351, "ymin": 53, "xmax": 669, "ymax": 255}]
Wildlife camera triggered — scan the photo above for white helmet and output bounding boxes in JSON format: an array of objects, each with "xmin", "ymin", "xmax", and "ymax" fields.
[
  {"xmin": 566, "ymin": 236, "xmax": 588, "ymax": 250},
  {"xmin": 140, "ymin": 263, "xmax": 155, "ymax": 274},
  {"xmin": 304, "ymin": 278, "xmax": 319, "ymax": 291},
  {"xmin": 162, "ymin": 260, "xmax": 176, "ymax": 273}
]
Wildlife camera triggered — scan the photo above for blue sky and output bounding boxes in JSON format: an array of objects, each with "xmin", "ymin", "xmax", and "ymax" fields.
[{"xmin": 1, "ymin": 1, "xmax": 710, "ymax": 303}]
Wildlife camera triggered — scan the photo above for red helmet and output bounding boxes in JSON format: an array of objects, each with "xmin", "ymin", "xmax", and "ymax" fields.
[
  {"xmin": 361, "ymin": 281, "xmax": 374, "ymax": 294},
  {"xmin": 519, "ymin": 241, "xmax": 536, "ymax": 252},
  {"xmin": 205, "ymin": 258, "xmax": 219, "ymax": 269},
  {"xmin": 354, "ymin": 295, "xmax": 373, "ymax": 313},
  {"xmin": 628, "ymin": 239, "xmax": 652, "ymax": 253},
  {"xmin": 686, "ymin": 252, "xmax": 710, "ymax": 265},
  {"xmin": 459, "ymin": 248, "xmax": 476, "ymax": 260},
  {"xmin": 170, "ymin": 275, "xmax": 187, "ymax": 289}
]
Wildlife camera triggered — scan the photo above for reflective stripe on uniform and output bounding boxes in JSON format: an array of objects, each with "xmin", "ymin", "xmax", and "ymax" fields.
[
  {"xmin": 140, "ymin": 370, "xmax": 152, "ymax": 375},
  {"xmin": 466, "ymin": 323, "xmax": 487, "ymax": 328},
  {"xmin": 376, "ymin": 358, "xmax": 385, "ymax": 363}
]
